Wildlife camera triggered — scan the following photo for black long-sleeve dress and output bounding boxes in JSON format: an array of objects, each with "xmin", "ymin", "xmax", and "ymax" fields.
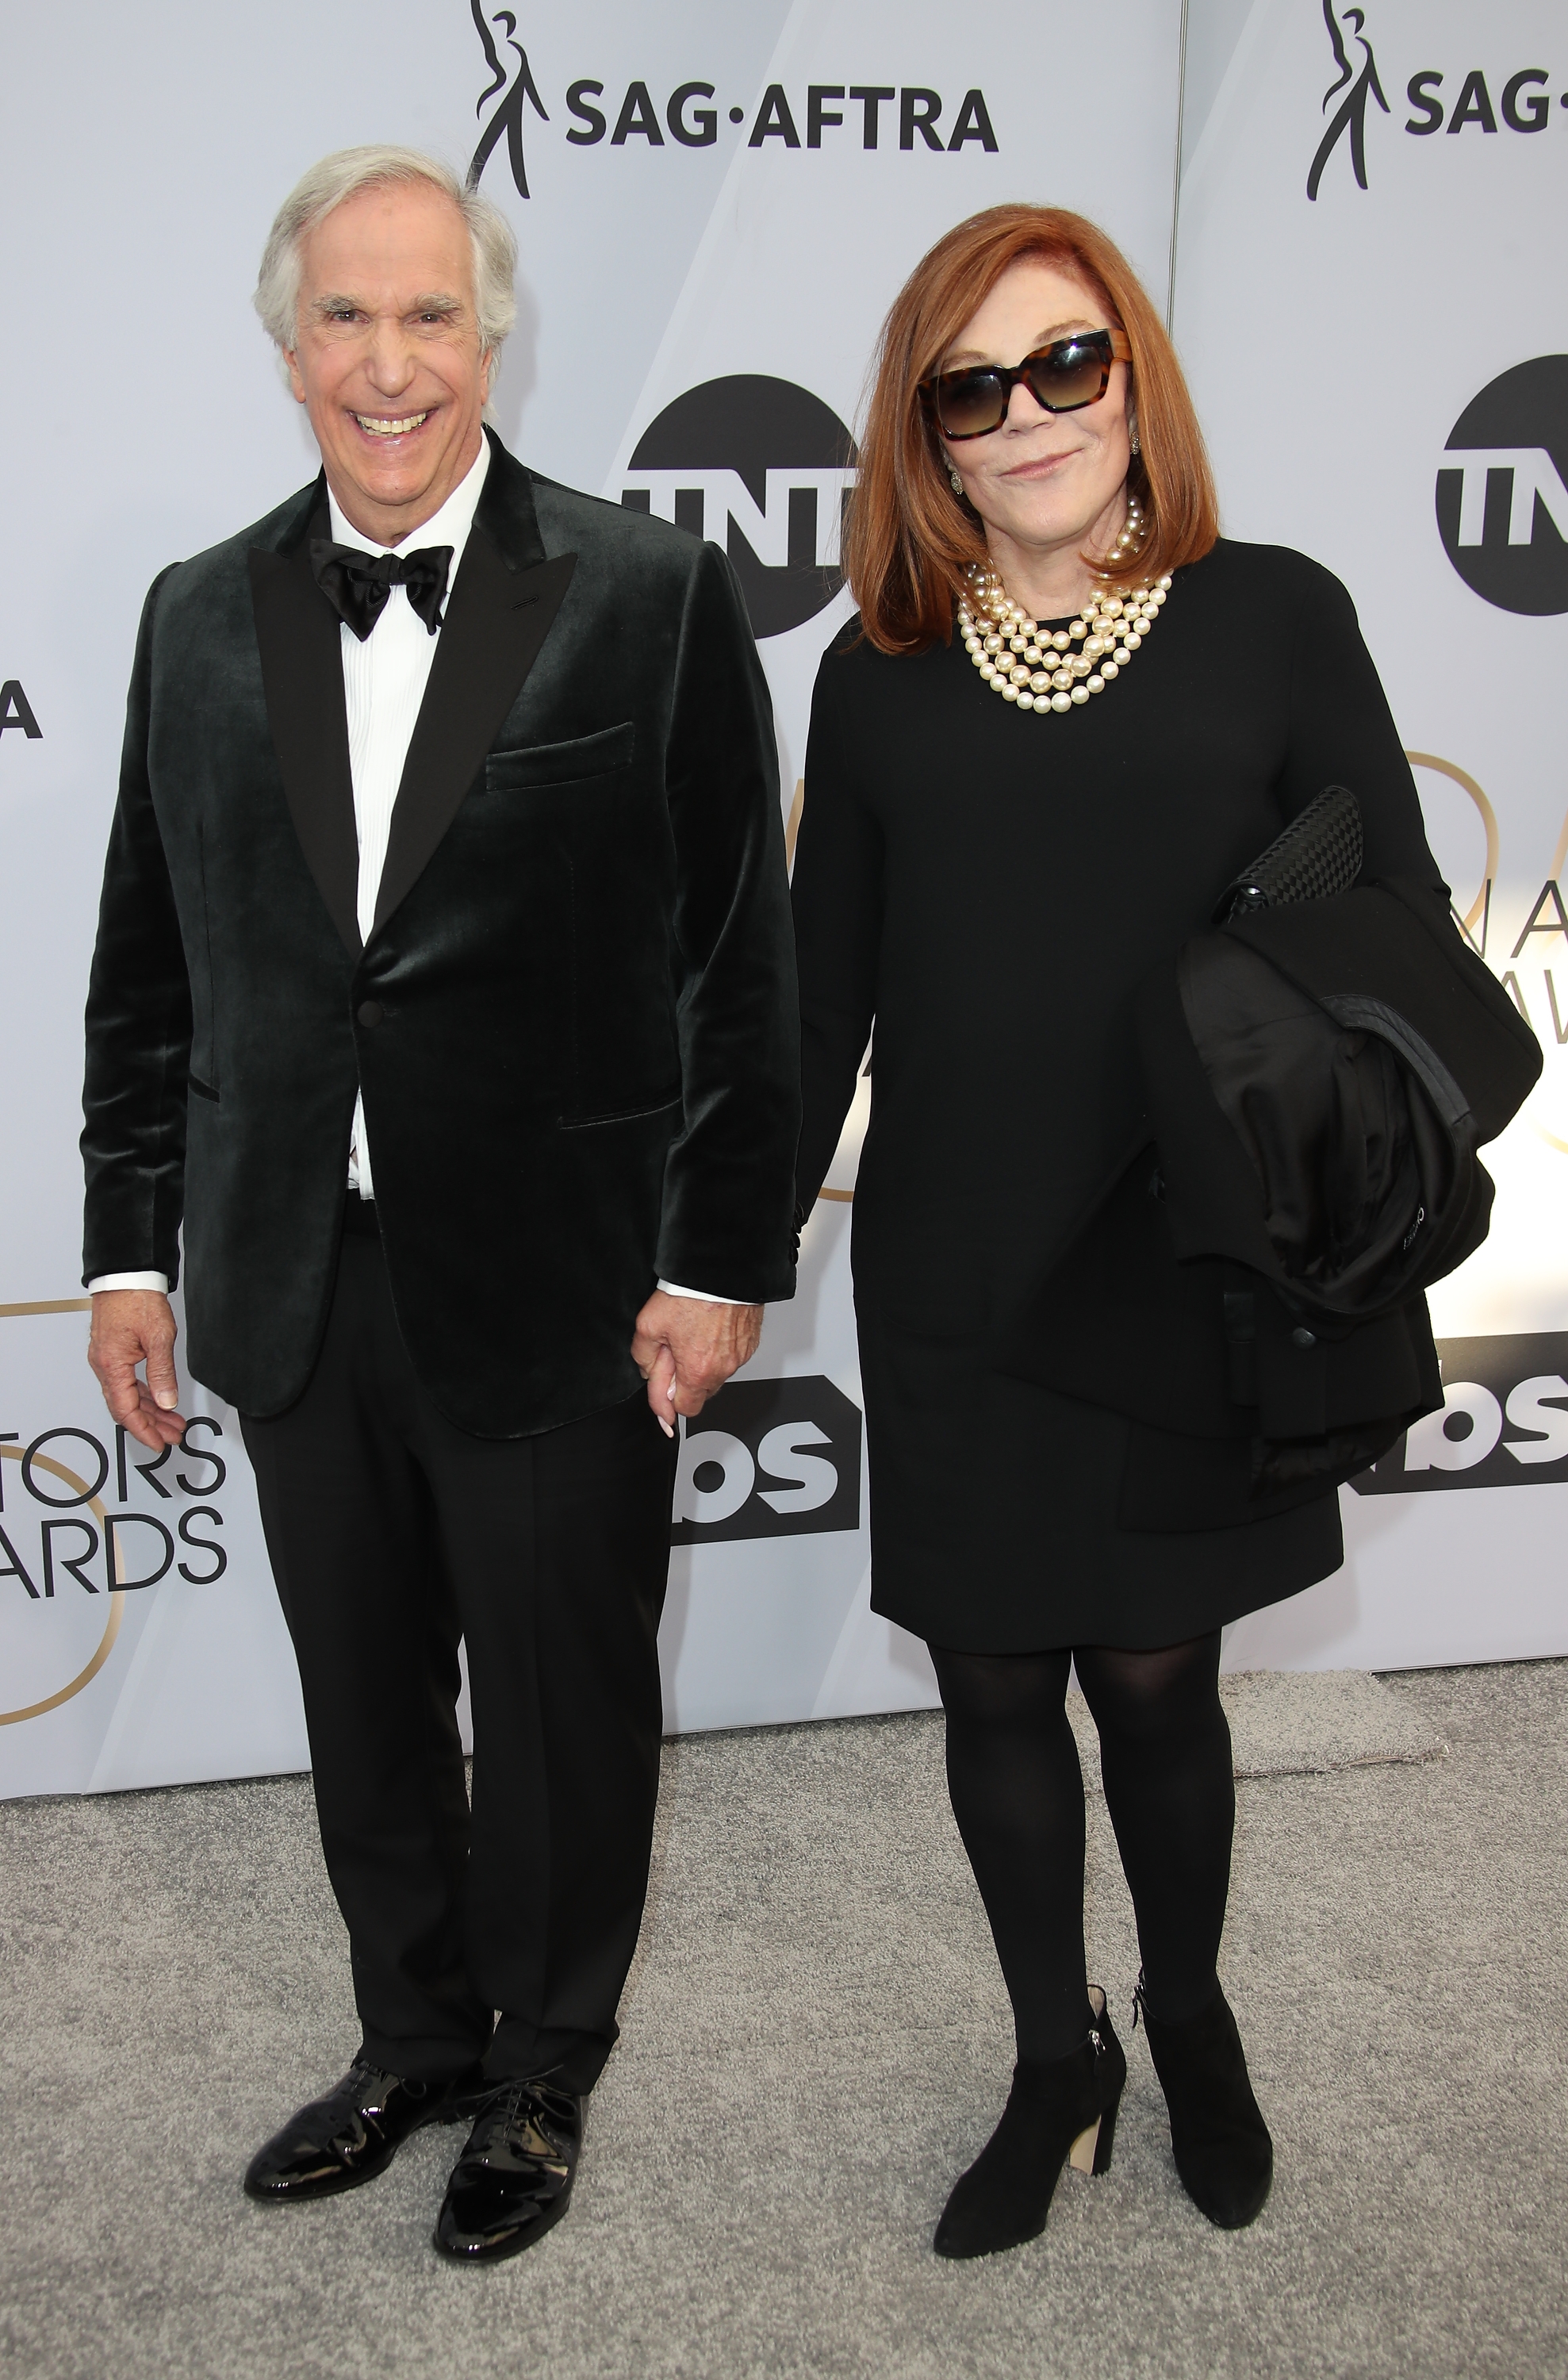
[{"xmin": 791, "ymin": 539, "xmax": 1444, "ymax": 1653}]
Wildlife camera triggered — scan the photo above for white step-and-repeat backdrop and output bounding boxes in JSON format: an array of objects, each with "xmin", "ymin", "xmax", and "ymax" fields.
[{"xmin": 1, "ymin": 0, "xmax": 1562, "ymax": 1796}]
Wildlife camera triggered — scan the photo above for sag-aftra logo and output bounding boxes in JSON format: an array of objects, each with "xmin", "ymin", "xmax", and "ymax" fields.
[
  {"xmin": 1308, "ymin": 0, "xmax": 1566, "ymax": 199},
  {"xmin": 465, "ymin": 1, "xmax": 997, "ymax": 201},
  {"xmin": 0, "ymin": 682, "xmax": 41, "ymax": 741}
]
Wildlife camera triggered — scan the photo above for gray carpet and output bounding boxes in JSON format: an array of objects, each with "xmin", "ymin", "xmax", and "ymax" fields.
[
  {"xmin": 1, "ymin": 1662, "xmax": 1564, "ymax": 2380},
  {"xmin": 1066, "ymin": 1665, "xmax": 1445, "ymax": 1795}
]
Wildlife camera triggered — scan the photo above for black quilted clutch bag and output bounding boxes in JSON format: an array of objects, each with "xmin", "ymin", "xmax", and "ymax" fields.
[{"xmin": 1212, "ymin": 784, "xmax": 1363, "ymax": 925}]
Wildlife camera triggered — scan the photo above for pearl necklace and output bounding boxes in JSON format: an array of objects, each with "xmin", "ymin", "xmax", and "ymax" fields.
[{"xmin": 957, "ymin": 501, "xmax": 1172, "ymax": 716}]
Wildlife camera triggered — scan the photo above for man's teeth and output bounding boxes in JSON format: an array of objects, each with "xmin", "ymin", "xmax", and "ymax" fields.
[{"xmin": 355, "ymin": 413, "xmax": 428, "ymax": 436}]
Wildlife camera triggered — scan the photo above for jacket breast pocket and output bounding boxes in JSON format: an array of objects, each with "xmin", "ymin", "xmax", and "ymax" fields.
[{"xmin": 483, "ymin": 720, "xmax": 635, "ymax": 794}]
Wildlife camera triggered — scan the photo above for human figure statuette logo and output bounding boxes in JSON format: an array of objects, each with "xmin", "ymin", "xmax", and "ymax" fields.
[{"xmin": 1306, "ymin": 0, "xmax": 1388, "ymax": 201}]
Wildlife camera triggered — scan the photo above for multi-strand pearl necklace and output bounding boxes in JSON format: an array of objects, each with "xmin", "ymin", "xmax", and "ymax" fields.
[{"xmin": 957, "ymin": 501, "xmax": 1172, "ymax": 716}]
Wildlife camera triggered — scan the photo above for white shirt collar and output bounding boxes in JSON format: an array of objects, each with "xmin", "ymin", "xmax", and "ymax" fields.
[{"xmin": 326, "ymin": 432, "xmax": 492, "ymax": 561}]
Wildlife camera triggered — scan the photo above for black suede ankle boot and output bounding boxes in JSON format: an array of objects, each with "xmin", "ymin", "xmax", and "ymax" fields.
[
  {"xmin": 934, "ymin": 1989, "xmax": 1127, "ymax": 2260},
  {"xmin": 1136, "ymin": 1975, "xmax": 1272, "ymax": 2229}
]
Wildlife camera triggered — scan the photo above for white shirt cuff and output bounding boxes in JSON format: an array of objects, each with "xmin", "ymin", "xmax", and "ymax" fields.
[
  {"xmin": 657, "ymin": 1279, "xmax": 746, "ymax": 1306},
  {"xmin": 88, "ymin": 1273, "xmax": 746, "ymax": 1303}
]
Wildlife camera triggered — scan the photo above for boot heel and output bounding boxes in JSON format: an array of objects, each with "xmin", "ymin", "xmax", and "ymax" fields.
[
  {"xmin": 1068, "ymin": 2089, "xmax": 1121, "ymax": 2177},
  {"xmin": 1091, "ymin": 2096, "xmax": 1119, "ymax": 2175}
]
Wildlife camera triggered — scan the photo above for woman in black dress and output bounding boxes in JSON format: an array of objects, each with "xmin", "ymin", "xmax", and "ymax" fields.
[{"xmin": 791, "ymin": 206, "xmax": 1442, "ymax": 2258}]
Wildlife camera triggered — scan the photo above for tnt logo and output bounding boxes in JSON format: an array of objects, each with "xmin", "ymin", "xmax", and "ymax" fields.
[
  {"xmin": 1351, "ymin": 1333, "xmax": 1568, "ymax": 1494},
  {"xmin": 1436, "ymin": 357, "xmax": 1568, "ymax": 616},
  {"xmin": 670, "ymin": 1373, "xmax": 861, "ymax": 1544},
  {"xmin": 621, "ymin": 377, "xmax": 857, "ymax": 638}
]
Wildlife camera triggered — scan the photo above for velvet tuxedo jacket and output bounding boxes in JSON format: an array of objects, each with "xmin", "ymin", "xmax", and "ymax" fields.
[{"xmin": 82, "ymin": 431, "xmax": 800, "ymax": 1434}]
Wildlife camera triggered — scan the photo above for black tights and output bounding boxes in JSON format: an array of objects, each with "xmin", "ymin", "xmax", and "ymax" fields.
[{"xmin": 928, "ymin": 1633, "xmax": 1234, "ymax": 2064}]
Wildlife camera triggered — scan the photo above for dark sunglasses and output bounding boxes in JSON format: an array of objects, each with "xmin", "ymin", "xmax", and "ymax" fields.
[{"xmin": 918, "ymin": 327, "xmax": 1133, "ymax": 441}]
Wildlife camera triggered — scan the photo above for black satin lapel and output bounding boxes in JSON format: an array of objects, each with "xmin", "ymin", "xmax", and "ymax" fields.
[
  {"xmin": 373, "ymin": 536, "xmax": 577, "ymax": 934},
  {"xmin": 476, "ymin": 426, "xmax": 549, "ymax": 572},
  {"xmin": 247, "ymin": 526, "xmax": 362, "ymax": 956}
]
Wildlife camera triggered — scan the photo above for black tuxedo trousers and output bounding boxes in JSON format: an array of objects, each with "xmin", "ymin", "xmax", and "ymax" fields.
[{"xmin": 242, "ymin": 1208, "xmax": 677, "ymax": 2093}]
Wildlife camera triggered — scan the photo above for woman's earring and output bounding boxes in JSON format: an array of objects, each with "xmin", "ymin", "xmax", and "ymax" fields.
[
  {"xmin": 1129, "ymin": 427, "xmax": 1141, "ymax": 458},
  {"xmin": 949, "ymin": 466, "xmax": 965, "ymax": 497}
]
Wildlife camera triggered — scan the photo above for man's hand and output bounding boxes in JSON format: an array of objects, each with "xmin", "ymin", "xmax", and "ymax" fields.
[
  {"xmin": 631, "ymin": 1292, "xmax": 763, "ymax": 1437},
  {"xmin": 89, "ymin": 1290, "xmax": 186, "ymax": 1452}
]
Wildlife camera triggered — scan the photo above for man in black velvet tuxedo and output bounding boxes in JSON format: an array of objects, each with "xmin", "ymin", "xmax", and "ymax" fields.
[{"xmin": 81, "ymin": 146, "xmax": 798, "ymax": 2263}]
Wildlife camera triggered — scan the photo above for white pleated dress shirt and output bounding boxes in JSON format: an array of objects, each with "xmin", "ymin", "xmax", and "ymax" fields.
[
  {"xmin": 91, "ymin": 440, "xmax": 730, "ymax": 1306},
  {"xmin": 338, "ymin": 438, "xmax": 488, "ymax": 1197}
]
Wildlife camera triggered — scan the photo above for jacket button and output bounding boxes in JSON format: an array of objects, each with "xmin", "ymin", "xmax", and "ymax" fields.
[
  {"xmin": 356, "ymin": 1000, "xmax": 384, "ymax": 1028},
  {"xmin": 1291, "ymin": 1326, "xmax": 1317, "ymax": 1348}
]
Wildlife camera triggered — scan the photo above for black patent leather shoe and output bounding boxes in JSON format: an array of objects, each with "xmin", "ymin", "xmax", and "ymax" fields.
[
  {"xmin": 434, "ymin": 2074, "xmax": 583, "ymax": 2263},
  {"xmin": 243, "ymin": 2058, "xmax": 485, "ymax": 2203}
]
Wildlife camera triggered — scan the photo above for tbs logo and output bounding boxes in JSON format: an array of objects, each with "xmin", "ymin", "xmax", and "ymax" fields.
[
  {"xmin": 671, "ymin": 1374, "xmax": 861, "ymax": 1545},
  {"xmin": 1352, "ymin": 1334, "xmax": 1568, "ymax": 1494}
]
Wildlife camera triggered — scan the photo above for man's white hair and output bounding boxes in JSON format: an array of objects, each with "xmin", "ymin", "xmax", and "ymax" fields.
[{"xmin": 253, "ymin": 145, "xmax": 518, "ymax": 366}]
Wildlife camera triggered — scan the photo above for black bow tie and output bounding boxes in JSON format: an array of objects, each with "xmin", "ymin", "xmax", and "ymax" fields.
[{"xmin": 309, "ymin": 539, "xmax": 454, "ymax": 640}]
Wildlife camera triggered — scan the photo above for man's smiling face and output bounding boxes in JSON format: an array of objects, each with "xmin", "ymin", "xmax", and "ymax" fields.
[{"xmin": 284, "ymin": 178, "xmax": 493, "ymax": 547}]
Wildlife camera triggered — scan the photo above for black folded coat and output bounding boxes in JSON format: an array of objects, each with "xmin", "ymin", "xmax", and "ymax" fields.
[{"xmin": 999, "ymin": 877, "xmax": 1540, "ymax": 1530}]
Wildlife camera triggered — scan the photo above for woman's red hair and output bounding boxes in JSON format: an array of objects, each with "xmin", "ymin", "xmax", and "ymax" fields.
[{"xmin": 842, "ymin": 205, "xmax": 1219, "ymax": 654}]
